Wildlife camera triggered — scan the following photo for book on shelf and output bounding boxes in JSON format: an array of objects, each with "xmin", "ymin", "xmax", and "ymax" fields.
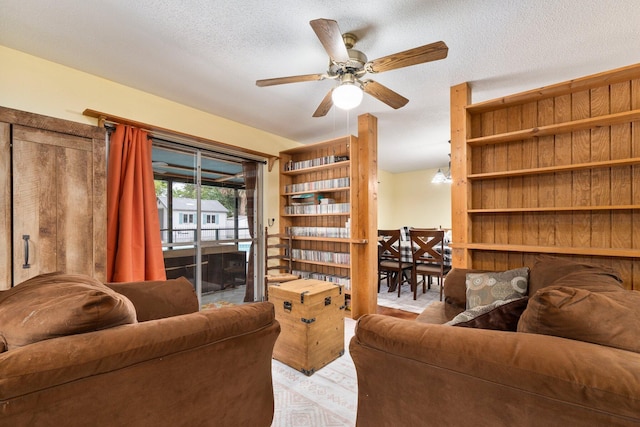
[
  {"xmin": 285, "ymin": 177, "xmax": 349, "ymax": 193},
  {"xmin": 284, "ymin": 202, "xmax": 350, "ymax": 215},
  {"xmin": 291, "ymin": 249, "xmax": 350, "ymax": 265},
  {"xmin": 284, "ymin": 155, "xmax": 349, "ymax": 171},
  {"xmin": 286, "ymin": 226, "xmax": 350, "ymax": 238}
]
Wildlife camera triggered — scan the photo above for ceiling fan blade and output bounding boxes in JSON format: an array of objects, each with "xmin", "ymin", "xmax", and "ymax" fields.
[
  {"xmin": 256, "ymin": 73, "xmax": 325, "ymax": 87},
  {"xmin": 312, "ymin": 89, "xmax": 334, "ymax": 117},
  {"xmin": 310, "ymin": 19, "xmax": 350, "ymax": 63},
  {"xmin": 362, "ymin": 80, "xmax": 409, "ymax": 109},
  {"xmin": 367, "ymin": 41, "xmax": 448, "ymax": 73}
]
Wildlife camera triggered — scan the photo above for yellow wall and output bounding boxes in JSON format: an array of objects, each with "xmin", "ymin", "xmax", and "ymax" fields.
[
  {"xmin": 0, "ymin": 45, "xmax": 300, "ymax": 225},
  {"xmin": 377, "ymin": 167, "xmax": 452, "ymax": 230},
  {"xmin": 0, "ymin": 45, "xmax": 451, "ymax": 230}
]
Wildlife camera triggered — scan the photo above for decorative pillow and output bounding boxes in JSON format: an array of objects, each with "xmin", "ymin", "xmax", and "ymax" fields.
[
  {"xmin": 518, "ymin": 286, "xmax": 640, "ymax": 353},
  {"xmin": 443, "ymin": 268, "xmax": 490, "ymax": 309},
  {"xmin": 466, "ymin": 267, "xmax": 529, "ymax": 309},
  {"xmin": 0, "ymin": 272, "xmax": 137, "ymax": 350},
  {"xmin": 446, "ymin": 297, "xmax": 528, "ymax": 331}
]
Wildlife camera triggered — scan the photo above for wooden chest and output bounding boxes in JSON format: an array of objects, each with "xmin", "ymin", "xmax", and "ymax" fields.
[{"xmin": 269, "ymin": 279, "xmax": 345, "ymax": 375}]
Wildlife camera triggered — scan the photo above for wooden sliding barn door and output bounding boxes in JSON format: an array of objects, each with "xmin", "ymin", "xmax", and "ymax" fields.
[
  {"xmin": 12, "ymin": 126, "xmax": 95, "ymax": 284},
  {"xmin": 0, "ymin": 106, "xmax": 106, "ymax": 290}
]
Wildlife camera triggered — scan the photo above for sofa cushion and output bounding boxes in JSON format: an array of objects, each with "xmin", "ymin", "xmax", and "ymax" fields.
[
  {"xmin": 528, "ymin": 255, "xmax": 622, "ymax": 296},
  {"xmin": 106, "ymin": 277, "xmax": 198, "ymax": 321},
  {"xmin": 446, "ymin": 297, "xmax": 529, "ymax": 331},
  {"xmin": 415, "ymin": 301, "xmax": 465, "ymax": 324},
  {"xmin": 466, "ymin": 267, "xmax": 529, "ymax": 309},
  {"xmin": 518, "ymin": 286, "xmax": 640, "ymax": 353},
  {"xmin": 442, "ymin": 268, "xmax": 489, "ymax": 309},
  {"xmin": 0, "ymin": 272, "xmax": 137, "ymax": 350}
]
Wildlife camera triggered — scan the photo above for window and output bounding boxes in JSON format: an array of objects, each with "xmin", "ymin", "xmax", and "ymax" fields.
[
  {"xmin": 203, "ymin": 214, "xmax": 217, "ymax": 224},
  {"xmin": 179, "ymin": 213, "xmax": 195, "ymax": 224}
]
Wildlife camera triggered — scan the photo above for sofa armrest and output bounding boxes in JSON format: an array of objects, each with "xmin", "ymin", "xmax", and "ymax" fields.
[
  {"xmin": 0, "ymin": 302, "xmax": 280, "ymax": 426},
  {"xmin": 350, "ymin": 315, "xmax": 640, "ymax": 427},
  {"xmin": 106, "ymin": 276, "xmax": 199, "ymax": 321}
]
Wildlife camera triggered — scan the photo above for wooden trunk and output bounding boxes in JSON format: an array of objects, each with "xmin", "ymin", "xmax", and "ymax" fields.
[{"xmin": 269, "ymin": 279, "xmax": 345, "ymax": 375}]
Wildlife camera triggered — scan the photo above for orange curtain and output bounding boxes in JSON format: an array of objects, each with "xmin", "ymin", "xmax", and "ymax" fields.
[{"xmin": 107, "ymin": 125, "xmax": 166, "ymax": 282}]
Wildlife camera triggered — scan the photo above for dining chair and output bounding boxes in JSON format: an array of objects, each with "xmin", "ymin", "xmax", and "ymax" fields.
[
  {"xmin": 409, "ymin": 228, "xmax": 449, "ymax": 301},
  {"xmin": 377, "ymin": 229, "xmax": 413, "ymax": 296}
]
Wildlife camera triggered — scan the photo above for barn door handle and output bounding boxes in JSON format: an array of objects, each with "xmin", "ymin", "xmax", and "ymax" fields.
[{"xmin": 22, "ymin": 235, "xmax": 30, "ymax": 269}]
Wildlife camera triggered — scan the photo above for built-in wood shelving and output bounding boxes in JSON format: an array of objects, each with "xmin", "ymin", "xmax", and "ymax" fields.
[
  {"xmin": 467, "ymin": 157, "xmax": 640, "ymax": 180},
  {"xmin": 283, "ymin": 213, "xmax": 351, "ymax": 217},
  {"xmin": 281, "ymin": 160, "xmax": 351, "ymax": 176},
  {"xmin": 451, "ymin": 63, "xmax": 640, "ymax": 290},
  {"xmin": 466, "ymin": 109, "xmax": 640, "ymax": 147},
  {"xmin": 283, "ymin": 187, "xmax": 350, "ymax": 196},
  {"xmin": 455, "ymin": 243, "xmax": 640, "ymax": 259},
  {"xmin": 290, "ymin": 259, "xmax": 351, "ymax": 269},
  {"xmin": 468, "ymin": 205, "xmax": 640, "ymax": 214},
  {"xmin": 276, "ymin": 115, "xmax": 378, "ymax": 318}
]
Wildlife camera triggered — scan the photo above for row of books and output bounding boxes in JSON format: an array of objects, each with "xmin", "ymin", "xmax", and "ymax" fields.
[
  {"xmin": 291, "ymin": 249, "xmax": 350, "ymax": 265},
  {"xmin": 285, "ymin": 177, "xmax": 349, "ymax": 193},
  {"xmin": 284, "ymin": 202, "xmax": 350, "ymax": 215},
  {"xmin": 292, "ymin": 270, "xmax": 351, "ymax": 290},
  {"xmin": 286, "ymin": 226, "xmax": 350, "ymax": 238},
  {"xmin": 284, "ymin": 155, "xmax": 349, "ymax": 171}
]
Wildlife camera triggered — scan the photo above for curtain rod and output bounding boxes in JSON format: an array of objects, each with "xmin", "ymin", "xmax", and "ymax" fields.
[{"xmin": 84, "ymin": 108, "xmax": 277, "ymax": 169}]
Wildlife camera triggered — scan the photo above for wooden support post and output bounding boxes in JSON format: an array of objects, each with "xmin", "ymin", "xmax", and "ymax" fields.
[{"xmin": 450, "ymin": 83, "xmax": 471, "ymax": 268}]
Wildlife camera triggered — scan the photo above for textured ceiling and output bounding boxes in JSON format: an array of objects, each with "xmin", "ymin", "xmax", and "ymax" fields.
[{"xmin": 1, "ymin": 1, "xmax": 640, "ymax": 172}]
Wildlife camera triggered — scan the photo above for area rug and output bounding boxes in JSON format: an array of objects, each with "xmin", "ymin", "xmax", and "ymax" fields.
[
  {"xmin": 200, "ymin": 300, "xmax": 235, "ymax": 310},
  {"xmin": 376, "ymin": 305, "xmax": 419, "ymax": 320},
  {"xmin": 271, "ymin": 318, "xmax": 358, "ymax": 427}
]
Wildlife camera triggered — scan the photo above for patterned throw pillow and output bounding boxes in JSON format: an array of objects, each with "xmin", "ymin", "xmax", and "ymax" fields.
[
  {"xmin": 466, "ymin": 267, "xmax": 529, "ymax": 309},
  {"xmin": 446, "ymin": 297, "xmax": 528, "ymax": 331}
]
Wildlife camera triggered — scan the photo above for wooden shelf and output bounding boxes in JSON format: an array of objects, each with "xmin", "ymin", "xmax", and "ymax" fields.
[
  {"xmin": 465, "ymin": 63, "xmax": 640, "ymax": 114},
  {"xmin": 278, "ymin": 120, "xmax": 377, "ymax": 319},
  {"xmin": 283, "ymin": 212, "xmax": 350, "ymax": 217},
  {"xmin": 467, "ymin": 157, "xmax": 640, "ymax": 180},
  {"xmin": 290, "ymin": 236, "xmax": 367, "ymax": 244},
  {"xmin": 282, "ymin": 160, "xmax": 350, "ymax": 176},
  {"xmin": 280, "ymin": 136, "xmax": 351, "ymax": 155},
  {"xmin": 466, "ymin": 109, "xmax": 640, "ymax": 147},
  {"xmin": 456, "ymin": 243, "xmax": 640, "ymax": 259},
  {"xmin": 283, "ymin": 187, "xmax": 350, "ymax": 196},
  {"xmin": 291, "ymin": 259, "xmax": 350, "ymax": 269},
  {"xmin": 468, "ymin": 205, "xmax": 640, "ymax": 213},
  {"xmin": 452, "ymin": 65, "xmax": 640, "ymax": 290}
]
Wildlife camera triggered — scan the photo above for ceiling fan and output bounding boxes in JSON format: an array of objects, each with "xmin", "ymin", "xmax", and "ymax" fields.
[{"xmin": 256, "ymin": 18, "xmax": 448, "ymax": 117}]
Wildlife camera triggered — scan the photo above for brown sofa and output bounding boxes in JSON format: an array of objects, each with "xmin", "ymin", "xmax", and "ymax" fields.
[
  {"xmin": 350, "ymin": 256, "xmax": 640, "ymax": 426},
  {"xmin": 0, "ymin": 273, "xmax": 280, "ymax": 426}
]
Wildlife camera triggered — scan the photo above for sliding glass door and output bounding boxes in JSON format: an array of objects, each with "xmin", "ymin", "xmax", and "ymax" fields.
[{"xmin": 152, "ymin": 141, "xmax": 263, "ymax": 307}]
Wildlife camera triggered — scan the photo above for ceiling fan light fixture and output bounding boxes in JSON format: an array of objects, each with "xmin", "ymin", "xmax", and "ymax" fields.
[{"xmin": 332, "ymin": 80, "xmax": 363, "ymax": 110}]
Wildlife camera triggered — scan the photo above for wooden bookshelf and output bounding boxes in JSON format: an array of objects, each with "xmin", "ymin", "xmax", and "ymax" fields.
[
  {"xmin": 276, "ymin": 114, "xmax": 378, "ymax": 319},
  {"xmin": 450, "ymin": 63, "xmax": 640, "ymax": 290}
]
